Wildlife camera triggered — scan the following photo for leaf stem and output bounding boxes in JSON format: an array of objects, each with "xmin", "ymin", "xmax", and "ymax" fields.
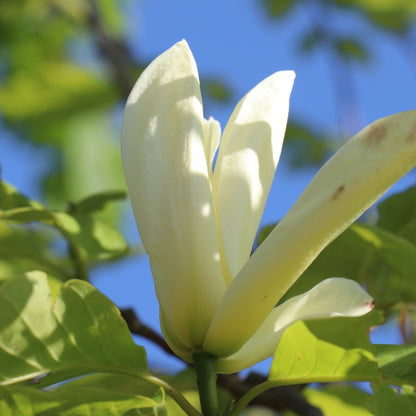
[
  {"xmin": 193, "ymin": 351, "xmax": 219, "ymax": 416},
  {"xmin": 143, "ymin": 374, "xmax": 202, "ymax": 416}
]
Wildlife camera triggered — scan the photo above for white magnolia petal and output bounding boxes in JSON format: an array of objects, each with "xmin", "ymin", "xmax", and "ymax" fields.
[
  {"xmin": 203, "ymin": 117, "xmax": 221, "ymax": 179},
  {"xmin": 160, "ymin": 309, "xmax": 193, "ymax": 363},
  {"xmin": 205, "ymin": 110, "xmax": 416, "ymax": 357},
  {"xmin": 121, "ymin": 40, "xmax": 226, "ymax": 347},
  {"xmin": 213, "ymin": 71, "xmax": 295, "ymax": 279},
  {"xmin": 216, "ymin": 278, "xmax": 374, "ymax": 373}
]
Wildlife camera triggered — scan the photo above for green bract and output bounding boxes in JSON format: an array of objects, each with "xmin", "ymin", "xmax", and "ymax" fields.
[{"xmin": 121, "ymin": 40, "xmax": 416, "ymax": 373}]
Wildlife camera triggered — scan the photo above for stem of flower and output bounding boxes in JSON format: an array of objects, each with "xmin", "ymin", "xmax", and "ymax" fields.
[{"xmin": 193, "ymin": 351, "xmax": 219, "ymax": 416}]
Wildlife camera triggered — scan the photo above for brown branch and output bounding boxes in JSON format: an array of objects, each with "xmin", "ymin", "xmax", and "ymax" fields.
[
  {"xmin": 84, "ymin": 0, "xmax": 135, "ymax": 96},
  {"xmin": 120, "ymin": 307, "xmax": 175, "ymax": 357}
]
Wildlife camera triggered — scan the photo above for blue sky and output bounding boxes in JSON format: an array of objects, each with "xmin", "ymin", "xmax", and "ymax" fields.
[{"xmin": 2, "ymin": 0, "xmax": 415, "ymax": 372}]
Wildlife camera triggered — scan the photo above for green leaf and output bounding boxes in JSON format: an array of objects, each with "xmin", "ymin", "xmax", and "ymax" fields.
[
  {"xmin": 0, "ymin": 384, "xmax": 166, "ymax": 416},
  {"xmin": 0, "ymin": 222, "xmax": 70, "ymax": 281},
  {"xmin": 269, "ymin": 311, "xmax": 382, "ymax": 383},
  {"xmin": 335, "ymin": 38, "xmax": 369, "ymax": 63},
  {"xmin": 201, "ymin": 78, "xmax": 232, "ymax": 103},
  {"xmin": 378, "ymin": 185, "xmax": 416, "ymax": 245},
  {"xmin": 0, "ymin": 271, "xmax": 147, "ymax": 387},
  {"xmin": 376, "ymin": 344, "xmax": 416, "ymax": 387},
  {"xmin": 333, "ymin": 0, "xmax": 415, "ymax": 32},
  {"xmin": 44, "ymin": 114, "xmax": 127, "ymax": 211},
  {"xmin": 261, "ymin": 0, "xmax": 296, "ymax": 18},
  {"xmin": 0, "ymin": 61, "xmax": 118, "ymax": 144},
  {"xmin": 0, "ymin": 182, "xmax": 42, "ymax": 211},
  {"xmin": 55, "ymin": 212, "xmax": 128, "ymax": 262},
  {"xmin": 303, "ymin": 385, "xmax": 373, "ymax": 416},
  {"xmin": 369, "ymin": 382, "xmax": 416, "ymax": 415},
  {"xmin": 70, "ymin": 190, "xmax": 127, "ymax": 215},
  {"xmin": 284, "ymin": 120, "xmax": 335, "ymax": 167},
  {"xmin": 2, "ymin": 206, "xmax": 128, "ymax": 263}
]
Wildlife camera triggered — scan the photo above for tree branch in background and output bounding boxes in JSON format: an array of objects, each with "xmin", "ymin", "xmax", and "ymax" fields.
[
  {"xmin": 121, "ymin": 307, "xmax": 323, "ymax": 416},
  {"xmin": 120, "ymin": 307, "xmax": 175, "ymax": 357},
  {"xmin": 85, "ymin": 0, "xmax": 135, "ymax": 96}
]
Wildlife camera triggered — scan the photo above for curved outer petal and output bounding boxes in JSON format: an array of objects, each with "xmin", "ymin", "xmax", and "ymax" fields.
[
  {"xmin": 159, "ymin": 309, "xmax": 193, "ymax": 363},
  {"xmin": 216, "ymin": 278, "xmax": 374, "ymax": 373},
  {"xmin": 213, "ymin": 71, "xmax": 295, "ymax": 281},
  {"xmin": 204, "ymin": 110, "xmax": 416, "ymax": 357},
  {"xmin": 121, "ymin": 40, "xmax": 226, "ymax": 348}
]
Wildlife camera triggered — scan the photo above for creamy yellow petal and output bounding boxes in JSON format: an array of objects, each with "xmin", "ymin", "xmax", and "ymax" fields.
[
  {"xmin": 204, "ymin": 110, "xmax": 416, "ymax": 356},
  {"xmin": 203, "ymin": 117, "xmax": 221, "ymax": 180},
  {"xmin": 216, "ymin": 278, "xmax": 373, "ymax": 373},
  {"xmin": 121, "ymin": 40, "xmax": 226, "ymax": 347},
  {"xmin": 213, "ymin": 71, "xmax": 295, "ymax": 280},
  {"xmin": 160, "ymin": 309, "xmax": 193, "ymax": 363}
]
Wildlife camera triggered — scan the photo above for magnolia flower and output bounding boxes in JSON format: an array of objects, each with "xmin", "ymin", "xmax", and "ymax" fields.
[{"xmin": 122, "ymin": 40, "xmax": 416, "ymax": 373}]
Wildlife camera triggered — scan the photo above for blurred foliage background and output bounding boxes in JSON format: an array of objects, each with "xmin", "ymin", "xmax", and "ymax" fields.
[{"xmin": 1, "ymin": 0, "xmax": 416, "ymax": 414}]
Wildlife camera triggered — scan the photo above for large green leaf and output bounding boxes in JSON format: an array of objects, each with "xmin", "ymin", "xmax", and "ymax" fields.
[
  {"xmin": 0, "ymin": 384, "xmax": 166, "ymax": 416},
  {"xmin": 0, "ymin": 182, "xmax": 42, "ymax": 211},
  {"xmin": 2, "ymin": 206, "xmax": 128, "ymax": 263},
  {"xmin": 0, "ymin": 61, "xmax": 118, "ymax": 144},
  {"xmin": 377, "ymin": 185, "xmax": 416, "ymax": 245},
  {"xmin": 0, "ymin": 222, "xmax": 70, "ymax": 282},
  {"xmin": 269, "ymin": 312, "xmax": 382, "ymax": 383},
  {"xmin": 0, "ymin": 271, "xmax": 147, "ymax": 387},
  {"xmin": 303, "ymin": 385, "xmax": 373, "ymax": 416},
  {"xmin": 369, "ymin": 383, "xmax": 416, "ymax": 415},
  {"xmin": 376, "ymin": 344, "xmax": 416, "ymax": 387},
  {"xmin": 44, "ymin": 114, "xmax": 127, "ymax": 208}
]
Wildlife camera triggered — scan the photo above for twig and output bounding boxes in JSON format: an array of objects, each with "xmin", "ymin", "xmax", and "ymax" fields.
[
  {"xmin": 120, "ymin": 307, "xmax": 175, "ymax": 357},
  {"xmin": 85, "ymin": 0, "xmax": 135, "ymax": 96}
]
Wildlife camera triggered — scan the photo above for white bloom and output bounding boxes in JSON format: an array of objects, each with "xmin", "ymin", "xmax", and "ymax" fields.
[{"xmin": 122, "ymin": 40, "xmax": 416, "ymax": 373}]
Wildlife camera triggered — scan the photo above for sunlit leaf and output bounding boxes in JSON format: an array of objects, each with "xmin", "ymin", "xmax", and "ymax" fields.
[
  {"xmin": 269, "ymin": 312, "xmax": 382, "ymax": 383},
  {"xmin": 2, "ymin": 205, "xmax": 128, "ymax": 263},
  {"xmin": 0, "ymin": 384, "xmax": 166, "ymax": 416},
  {"xmin": 0, "ymin": 221, "xmax": 69, "ymax": 281},
  {"xmin": 70, "ymin": 190, "xmax": 127, "ymax": 215},
  {"xmin": 0, "ymin": 181, "xmax": 41, "ymax": 211},
  {"xmin": 333, "ymin": 0, "xmax": 415, "ymax": 32},
  {"xmin": 0, "ymin": 62, "xmax": 118, "ymax": 144},
  {"xmin": 303, "ymin": 385, "xmax": 373, "ymax": 416},
  {"xmin": 44, "ymin": 114, "xmax": 126, "ymax": 211},
  {"xmin": 0, "ymin": 271, "xmax": 147, "ymax": 387}
]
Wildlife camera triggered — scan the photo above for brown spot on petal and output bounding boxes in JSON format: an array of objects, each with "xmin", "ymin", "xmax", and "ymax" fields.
[
  {"xmin": 365, "ymin": 124, "xmax": 388, "ymax": 146},
  {"xmin": 405, "ymin": 120, "xmax": 416, "ymax": 144},
  {"xmin": 365, "ymin": 300, "xmax": 375, "ymax": 311},
  {"xmin": 331, "ymin": 185, "xmax": 345, "ymax": 201}
]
